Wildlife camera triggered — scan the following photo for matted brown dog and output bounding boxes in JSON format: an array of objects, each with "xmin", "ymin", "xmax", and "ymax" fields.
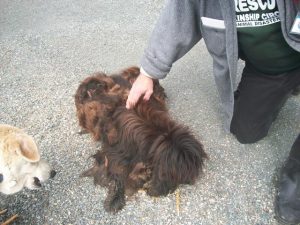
[{"xmin": 75, "ymin": 67, "xmax": 208, "ymax": 213}]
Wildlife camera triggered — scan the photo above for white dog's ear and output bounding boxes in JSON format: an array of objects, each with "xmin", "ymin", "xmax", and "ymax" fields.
[{"xmin": 15, "ymin": 134, "xmax": 40, "ymax": 162}]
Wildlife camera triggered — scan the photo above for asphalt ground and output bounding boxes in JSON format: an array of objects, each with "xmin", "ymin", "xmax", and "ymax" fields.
[{"xmin": 0, "ymin": 1, "xmax": 299, "ymax": 224}]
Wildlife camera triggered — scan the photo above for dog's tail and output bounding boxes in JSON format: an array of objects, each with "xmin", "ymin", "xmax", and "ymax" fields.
[{"xmin": 151, "ymin": 123, "xmax": 207, "ymax": 186}]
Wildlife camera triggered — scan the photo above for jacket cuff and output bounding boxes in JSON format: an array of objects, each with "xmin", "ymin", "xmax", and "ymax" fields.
[
  {"xmin": 140, "ymin": 53, "xmax": 171, "ymax": 79},
  {"xmin": 140, "ymin": 67, "xmax": 154, "ymax": 79}
]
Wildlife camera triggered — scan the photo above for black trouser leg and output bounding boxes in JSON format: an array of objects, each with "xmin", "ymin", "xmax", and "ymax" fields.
[
  {"xmin": 230, "ymin": 65, "xmax": 300, "ymax": 144},
  {"xmin": 289, "ymin": 134, "xmax": 300, "ymax": 161},
  {"xmin": 275, "ymin": 134, "xmax": 300, "ymax": 224}
]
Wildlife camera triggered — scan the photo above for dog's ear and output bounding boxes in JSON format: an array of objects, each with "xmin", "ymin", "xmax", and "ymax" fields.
[
  {"xmin": 80, "ymin": 166, "xmax": 97, "ymax": 177},
  {"xmin": 15, "ymin": 134, "xmax": 40, "ymax": 162}
]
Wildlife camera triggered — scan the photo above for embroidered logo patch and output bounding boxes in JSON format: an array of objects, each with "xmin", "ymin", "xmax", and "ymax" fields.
[{"xmin": 235, "ymin": 0, "xmax": 280, "ymax": 28}]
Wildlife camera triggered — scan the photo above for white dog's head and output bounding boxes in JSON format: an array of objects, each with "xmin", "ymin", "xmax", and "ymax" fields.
[{"xmin": 0, "ymin": 124, "xmax": 56, "ymax": 195}]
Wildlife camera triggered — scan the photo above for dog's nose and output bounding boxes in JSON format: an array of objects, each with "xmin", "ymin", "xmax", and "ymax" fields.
[
  {"xmin": 34, "ymin": 177, "xmax": 42, "ymax": 187},
  {"xmin": 50, "ymin": 170, "xmax": 56, "ymax": 179},
  {"xmin": 0, "ymin": 174, "xmax": 3, "ymax": 182}
]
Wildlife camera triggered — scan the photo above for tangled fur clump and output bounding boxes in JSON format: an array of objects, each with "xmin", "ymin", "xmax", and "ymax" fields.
[{"xmin": 75, "ymin": 67, "xmax": 207, "ymax": 213}]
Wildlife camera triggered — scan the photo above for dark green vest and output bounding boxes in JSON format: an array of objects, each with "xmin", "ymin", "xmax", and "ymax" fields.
[{"xmin": 236, "ymin": 0, "xmax": 300, "ymax": 75}]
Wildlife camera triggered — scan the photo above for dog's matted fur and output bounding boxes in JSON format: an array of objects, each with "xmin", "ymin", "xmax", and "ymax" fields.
[{"xmin": 75, "ymin": 67, "xmax": 208, "ymax": 213}]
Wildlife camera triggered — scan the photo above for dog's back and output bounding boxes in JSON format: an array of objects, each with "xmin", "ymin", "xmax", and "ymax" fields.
[{"xmin": 108, "ymin": 99, "xmax": 207, "ymax": 196}]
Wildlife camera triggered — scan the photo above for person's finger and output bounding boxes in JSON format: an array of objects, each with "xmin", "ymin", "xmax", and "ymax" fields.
[
  {"xmin": 143, "ymin": 89, "xmax": 153, "ymax": 101},
  {"xmin": 126, "ymin": 98, "xmax": 134, "ymax": 109},
  {"xmin": 126, "ymin": 90, "xmax": 140, "ymax": 109},
  {"xmin": 125, "ymin": 100, "xmax": 131, "ymax": 109}
]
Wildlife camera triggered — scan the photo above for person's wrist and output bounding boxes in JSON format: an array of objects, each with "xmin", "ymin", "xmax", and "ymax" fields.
[
  {"xmin": 139, "ymin": 73, "xmax": 153, "ymax": 82},
  {"xmin": 137, "ymin": 71, "xmax": 154, "ymax": 86},
  {"xmin": 140, "ymin": 67, "xmax": 154, "ymax": 80}
]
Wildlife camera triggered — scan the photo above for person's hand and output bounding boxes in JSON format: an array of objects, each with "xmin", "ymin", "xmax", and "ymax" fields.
[{"xmin": 126, "ymin": 72, "xmax": 154, "ymax": 109}]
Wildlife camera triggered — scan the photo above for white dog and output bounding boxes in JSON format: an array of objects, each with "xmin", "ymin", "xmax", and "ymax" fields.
[
  {"xmin": 0, "ymin": 124, "xmax": 56, "ymax": 194},
  {"xmin": 0, "ymin": 124, "xmax": 56, "ymax": 224}
]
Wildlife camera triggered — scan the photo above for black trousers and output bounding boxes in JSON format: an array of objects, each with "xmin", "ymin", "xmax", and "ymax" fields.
[
  {"xmin": 230, "ymin": 64, "xmax": 300, "ymax": 147},
  {"xmin": 289, "ymin": 134, "xmax": 300, "ymax": 160}
]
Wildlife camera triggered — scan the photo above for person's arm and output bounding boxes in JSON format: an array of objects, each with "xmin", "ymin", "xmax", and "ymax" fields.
[
  {"xmin": 141, "ymin": 0, "xmax": 202, "ymax": 79},
  {"xmin": 126, "ymin": 0, "xmax": 202, "ymax": 109}
]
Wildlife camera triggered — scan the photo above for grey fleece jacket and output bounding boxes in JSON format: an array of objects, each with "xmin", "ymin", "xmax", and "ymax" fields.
[{"xmin": 140, "ymin": 0, "xmax": 300, "ymax": 131}]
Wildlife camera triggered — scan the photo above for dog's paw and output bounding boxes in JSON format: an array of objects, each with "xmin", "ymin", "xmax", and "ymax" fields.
[
  {"xmin": 103, "ymin": 195, "xmax": 125, "ymax": 213},
  {"xmin": 146, "ymin": 186, "xmax": 165, "ymax": 197},
  {"xmin": 146, "ymin": 182, "xmax": 176, "ymax": 197}
]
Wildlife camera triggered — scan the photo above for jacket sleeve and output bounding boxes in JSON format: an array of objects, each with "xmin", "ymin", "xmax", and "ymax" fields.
[{"xmin": 140, "ymin": 0, "xmax": 202, "ymax": 79}]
